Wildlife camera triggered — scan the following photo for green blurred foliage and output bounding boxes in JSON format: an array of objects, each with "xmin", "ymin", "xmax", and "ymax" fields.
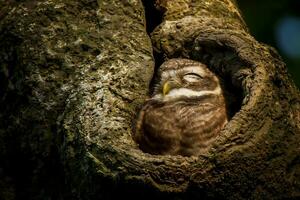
[{"xmin": 237, "ymin": 0, "xmax": 300, "ymax": 88}]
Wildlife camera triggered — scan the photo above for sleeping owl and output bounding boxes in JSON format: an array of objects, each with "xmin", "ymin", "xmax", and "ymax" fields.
[{"xmin": 133, "ymin": 58, "xmax": 228, "ymax": 157}]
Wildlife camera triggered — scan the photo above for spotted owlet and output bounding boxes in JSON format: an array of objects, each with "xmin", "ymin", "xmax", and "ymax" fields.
[{"xmin": 133, "ymin": 58, "xmax": 228, "ymax": 157}]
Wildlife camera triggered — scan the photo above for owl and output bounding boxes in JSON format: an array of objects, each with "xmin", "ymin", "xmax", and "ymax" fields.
[{"xmin": 133, "ymin": 58, "xmax": 228, "ymax": 157}]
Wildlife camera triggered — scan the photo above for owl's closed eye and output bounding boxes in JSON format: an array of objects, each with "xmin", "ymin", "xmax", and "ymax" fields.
[{"xmin": 183, "ymin": 72, "xmax": 202, "ymax": 82}]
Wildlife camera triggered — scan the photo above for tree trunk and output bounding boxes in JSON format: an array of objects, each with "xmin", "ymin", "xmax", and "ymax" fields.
[{"xmin": 0, "ymin": 0, "xmax": 299, "ymax": 199}]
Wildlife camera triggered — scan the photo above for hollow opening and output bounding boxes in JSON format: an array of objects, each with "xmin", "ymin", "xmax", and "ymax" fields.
[{"xmin": 136, "ymin": 1, "xmax": 246, "ymax": 156}]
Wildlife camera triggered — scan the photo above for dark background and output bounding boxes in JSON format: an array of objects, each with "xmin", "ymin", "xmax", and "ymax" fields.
[{"xmin": 238, "ymin": 0, "xmax": 300, "ymax": 88}]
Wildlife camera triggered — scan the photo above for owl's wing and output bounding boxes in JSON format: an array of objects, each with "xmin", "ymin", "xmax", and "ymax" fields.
[{"xmin": 134, "ymin": 100, "xmax": 181, "ymax": 155}]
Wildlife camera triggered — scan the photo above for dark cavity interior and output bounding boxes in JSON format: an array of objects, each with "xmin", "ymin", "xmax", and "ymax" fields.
[{"xmin": 189, "ymin": 42, "xmax": 245, "ymax": 119}]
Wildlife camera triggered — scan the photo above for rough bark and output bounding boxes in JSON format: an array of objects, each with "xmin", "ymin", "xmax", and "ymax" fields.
[{"xmin": 0, "ymin": 0, "xmax": 299, "ymax": 199}]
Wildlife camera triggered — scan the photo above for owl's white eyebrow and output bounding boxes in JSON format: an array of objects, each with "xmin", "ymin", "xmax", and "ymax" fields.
[{"xmin": 161, "ymin": 70, "xmax": 175, "ymax": 78}]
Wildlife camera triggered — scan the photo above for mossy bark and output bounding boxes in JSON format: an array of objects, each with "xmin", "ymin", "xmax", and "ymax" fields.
[{"xmin": 0, "ymin": 0, "xmax": 299, "ymax": 199}]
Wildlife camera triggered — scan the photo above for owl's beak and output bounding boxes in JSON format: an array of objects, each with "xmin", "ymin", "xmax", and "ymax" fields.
[{"xmin": 163, "ymin": 81, "xmax": 171, "ymax": 96}]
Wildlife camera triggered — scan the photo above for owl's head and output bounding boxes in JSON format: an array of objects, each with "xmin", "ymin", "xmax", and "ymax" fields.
[{"xmin": 153, "ymin": 59, "xmax": 222, "ymax": 101}]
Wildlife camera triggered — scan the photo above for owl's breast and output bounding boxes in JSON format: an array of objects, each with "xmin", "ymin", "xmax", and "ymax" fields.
[
  {"xmin": 178, "ymin": 102, "xmax": 227, "ymax": 156},
  {"xmin": 134, "ymin": 98, "xmax": 227, "ymax": 156}
]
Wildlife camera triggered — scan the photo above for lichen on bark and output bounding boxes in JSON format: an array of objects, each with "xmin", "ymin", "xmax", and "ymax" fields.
[{"xmin": 0, "ymin": 0, "xmax": 300, "ymax": 199}]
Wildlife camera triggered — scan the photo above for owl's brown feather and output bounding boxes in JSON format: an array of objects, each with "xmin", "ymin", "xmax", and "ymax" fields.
[{"xmin": 133, "ymin": 59, "xmax": 228, "ymax": 157}]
